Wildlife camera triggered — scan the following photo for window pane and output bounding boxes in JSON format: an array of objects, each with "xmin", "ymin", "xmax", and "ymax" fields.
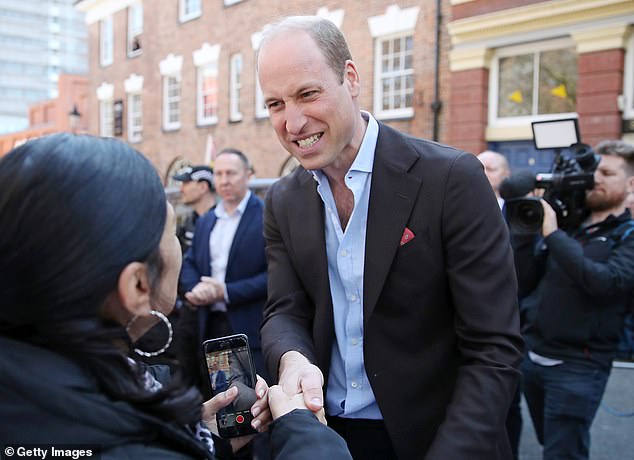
[
  {"xmin": 377, "ymin": 35, "xmax": 415, "ymax": 115},
  {"xmin": 497, "ymin": 54, "xmax": 533, "ymax": 118},
  {"xmin": 538, "ymin": 47, "xmax": 577, "ymax": 115}
]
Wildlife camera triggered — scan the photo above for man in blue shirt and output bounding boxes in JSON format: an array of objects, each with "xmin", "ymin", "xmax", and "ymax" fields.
[{"xmin": 258, "ymin": 16, "xmax": 522, "ymax": 460}]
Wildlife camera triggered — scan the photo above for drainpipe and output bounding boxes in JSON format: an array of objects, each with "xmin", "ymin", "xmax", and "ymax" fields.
[{"xmin": 431, "ymin": 0, "xmax": 443, "ymax": 142}]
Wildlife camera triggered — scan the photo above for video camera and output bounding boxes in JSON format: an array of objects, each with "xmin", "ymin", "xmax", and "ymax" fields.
[{"xmin": 501, "ymin": 119, "xmax": 601, "ymax": 234}]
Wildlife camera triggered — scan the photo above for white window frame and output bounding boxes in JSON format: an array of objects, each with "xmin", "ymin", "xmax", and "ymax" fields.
[
  {"xmin": 127, "ymin": 3, "xmax": 143, "ymax": 57},
  {"xmin": 623, "ymin": 33, "xmax": 634, "ymax": 120},
  {"xmin": 194, "ymin": 43, "xmax": 220, "ymax": 126},
  {"xmin": 179, "ymin": 0, "xmax": 201, "ymax": 23},
  {"xmin": 127, "ymin": 93, "xmax": 143, "ymax": 143},
  {"xmin": 97, "ymin": 82, "xmax": 114, "ymax": 137},
  {"xmin": 254, "ymin": 69, "xmax": 269, "ymax": 119},
  {"xmin": 224, "ymin": 0, "xmax": 243, "ymax": 5},
  {"xmin": 373, "ymin": 33, "xmax": 415, "ymax": 119},
  {"xmin": 251, "ymin": 29, "xmax": 269, "ymax": 119},
  {"xmin": 229, "ymin": 53, "xmax": 243, "ymax": 122},
  {"xmin": 197, "ymin": 63, "xmax": 219, "ymax": 126},
  {"xmin": 488, "ymin": 38, "xmax": 578, "ymax": 129},
  {"xmin": 125, "ymin": 74, "xmax": 144, "ymax": 142},
  {"xmin": 100, "ymin": 100, "xmax": 114, "ymax": 137},
  {"xmin": 160, "ymin": 54, "xmax": 183, "ymax": 131},
  {"xmin": 163, "ymin": 76, "xmax": 181, "ymax": 131},
  {"xmin": 100, "ymin": 16, "xmax": 113, "ymax": 67},
  {"xmin": 368, "ymin": 5, "xmax": 420, "ymax": 120}
]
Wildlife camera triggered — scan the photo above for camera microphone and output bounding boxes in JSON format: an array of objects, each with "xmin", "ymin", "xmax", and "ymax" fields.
[{"xmin": 499, "ymin": 170, "xmax": 536, "ymax": 201}]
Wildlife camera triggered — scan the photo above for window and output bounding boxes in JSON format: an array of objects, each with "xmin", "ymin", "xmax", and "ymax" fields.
[
  {"xmin": 254, "ymin": 69, "xmax": 268, "ymax": 119},
  {"xmin": 127, "ymin": 94, "xmax": 142, "ymax": 142},
  {"xmin": 97, "ymin": 82, "xmax": 114, "ymax": 137},
  {"xmin": 229, "ymin": 53, "xmax": 243, "ymax": 122},
  {"xmin": 198, "ymin": 63, "xmax": 219, "ymax": 125},
  {"xmin": 125, "ymin": 73, "xmax": 143, "ymax": 142},
  {"xmin": 160, "ymin": 54, "xmax": 183, "ymax": 131},
  {"xmin": 224, "ymin": 0, "xmax": 243, "ymax": 5},
  {"xmin": 164, "ymin": 76, "xmax": 181, "ymax": 130},
  {"xmin": 127, "ymin": 3, "xmax": 143, "ymax": 57},
  {"xmin": 490, "ymin": 40, "xmax": 578, "ymax": 125},
  {"xmin": 194, "ymin": 43, "xmax": 220, "ymax": 126},
  {"xmin": 100, "ymin": 100, "xmax": 113, "ymax": 137},
  {"xmin": 179, "ymin": 0, "xmax": 201, "ymax": 23},
  {"xmin": 374, "ymin": 34, "xmax": 415, "ymax": 119},
  {"xmin": 100, "ymin": 16, "xmax": 113, "ymax": 66},
  {"xmin": 368, "ymin": 5, "xmax": 420, "ymax": 119},
  {"xmin": 251, "ymin": 29, "xmax": 269, "ymax": 119}
]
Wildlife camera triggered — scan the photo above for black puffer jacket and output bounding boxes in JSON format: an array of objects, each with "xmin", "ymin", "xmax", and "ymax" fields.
[
  {"xmin": 0, "ymin": 335, "xmax": 213, "ymax": 459},
  {"xmin": 0, "ymin": 335, "xmax": 353, "ymax": 460},
  {"xmin": 514, "ymin": 211, "xmax": 634, "ymax": 369}
]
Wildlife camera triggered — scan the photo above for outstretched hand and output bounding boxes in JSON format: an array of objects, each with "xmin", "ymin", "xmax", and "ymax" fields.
[{"xmin": 278, "ymin": 351, "xmax": 324, "ymax": 413}]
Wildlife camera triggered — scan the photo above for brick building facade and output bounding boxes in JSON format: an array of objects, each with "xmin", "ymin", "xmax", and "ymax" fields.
[
  {"xmin": 0, "ymin": 74, "xmax": 88, "ymax": 156},
  {"xmin": 76, "ymin": 0, "xmax": 451, "ymax": 183},
  {"xmin": 447, "ymin": 0, "xmax": 634, "ymax": 170}
]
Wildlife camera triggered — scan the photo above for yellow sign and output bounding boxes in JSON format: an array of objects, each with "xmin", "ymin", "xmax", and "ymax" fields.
[
  {"xmin": 551, "ymin": 84, "xmax": 568, "ymax": 99},
  {"xmin": 508, "ymin": 90, "xmax": 523, "ymax": 104}
]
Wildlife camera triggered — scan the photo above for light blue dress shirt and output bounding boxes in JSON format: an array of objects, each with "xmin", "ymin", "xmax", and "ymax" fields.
[{"xmin": 312, "ymin": 112, "xmax": 381, "ymax": 419}]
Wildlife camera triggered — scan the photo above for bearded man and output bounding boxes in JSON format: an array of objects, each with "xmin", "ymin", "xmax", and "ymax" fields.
[{"xmin": 513, "ymin": 140, "xmax": 634, "ymax": 460}]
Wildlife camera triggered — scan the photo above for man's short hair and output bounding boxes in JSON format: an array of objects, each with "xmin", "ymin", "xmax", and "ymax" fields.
[
  {"xmin": 258, "ymin": 16, "xmax": 352, "ymax": 84},
  {"xmin": 173, "ymin": 165, "xmax": 215, "ymax": 191},
  {"xmin": 594, "ymin": 140, "xmax": 634, "ymax": 177},
  {"xmin": 217, "ymin": 148, "xmax": 254, "ymax": 174}
]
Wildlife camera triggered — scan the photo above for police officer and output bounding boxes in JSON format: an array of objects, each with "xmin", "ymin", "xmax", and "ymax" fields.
[{"xmin": 173, "ymin": 165, "xmax": 215, "ymax": 253}]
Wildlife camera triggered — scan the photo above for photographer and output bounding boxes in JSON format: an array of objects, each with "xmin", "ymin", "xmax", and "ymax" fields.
[{"xmin": 513, "ymin": 140, "xmax": 634, "ymax": 460}]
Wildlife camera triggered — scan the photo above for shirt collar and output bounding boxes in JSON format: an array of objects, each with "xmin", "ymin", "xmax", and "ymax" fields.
[
  {"xmin": 311, "ymin": 111, "xmax": 378, "ymax": 185},
  {"xmin": 215, "ymin": 190, "xmax": 251, "ymax": 218}
]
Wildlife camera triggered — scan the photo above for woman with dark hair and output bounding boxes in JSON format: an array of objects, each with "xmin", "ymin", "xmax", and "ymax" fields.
[
  {"xmin": 0, "ymin": 133, "xmax": 353, "ymax": 460},
  {"xmin": 0, "ymin": 133, "xmax": 271, "ymax": 458}
]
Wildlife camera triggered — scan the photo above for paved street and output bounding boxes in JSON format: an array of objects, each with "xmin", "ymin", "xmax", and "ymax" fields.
[{"xmin": 519, "ymin": 364, "xmax": 634, "ymax": 460}]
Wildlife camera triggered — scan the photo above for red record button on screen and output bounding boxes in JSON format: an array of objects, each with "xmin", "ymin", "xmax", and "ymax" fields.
[{"xmin": 236, "ymin": 415, "xmax": 245, "ymax": 424}]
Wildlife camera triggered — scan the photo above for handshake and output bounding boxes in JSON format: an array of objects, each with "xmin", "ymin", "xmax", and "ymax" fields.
[{"xmin": 203, "ymin": 351, "xmax": 326, "ymax": 451}]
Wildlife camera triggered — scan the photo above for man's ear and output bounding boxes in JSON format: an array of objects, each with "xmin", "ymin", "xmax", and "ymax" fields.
[
  {"xmin": 344, "ymin": 59, "xmax": 361, "ymax": 98},
  {"xmin": 117, "ymin": 262, "xmax": 152, "ymax": 317}
]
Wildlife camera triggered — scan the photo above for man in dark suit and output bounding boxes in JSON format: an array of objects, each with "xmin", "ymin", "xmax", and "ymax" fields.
[
  {"xmin": 257, "ymin": 16, "xmax": 523, "ymax": 460},
  {"xmin": 179, "ymin": 148, "xmax": 268, "ymax": 391}
]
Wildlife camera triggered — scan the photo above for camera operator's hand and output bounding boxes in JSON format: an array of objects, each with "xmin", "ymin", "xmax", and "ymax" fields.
[{"xmin": 541, "ymin": 199, "xmax": 558, "ymax": 237}]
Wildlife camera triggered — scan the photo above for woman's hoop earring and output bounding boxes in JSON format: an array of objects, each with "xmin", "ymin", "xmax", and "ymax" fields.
[{"xmin": 126, "ymin": 310, "xmax": 173, "ymax": 357}]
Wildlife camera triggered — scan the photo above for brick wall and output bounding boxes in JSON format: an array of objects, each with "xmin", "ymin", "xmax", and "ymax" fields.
[
  {"xmin": 86, "ymin": 0, "xmax": 452, "ymax": 180},
  {"xmin": 448, "ymin": 68, "xmax": 488, "ymax": 153},
  {"xmin": 577, "ymin": 49, "xmax": 625, "ymax": 146}
]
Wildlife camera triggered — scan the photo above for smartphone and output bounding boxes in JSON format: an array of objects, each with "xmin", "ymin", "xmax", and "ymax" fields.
[{"xmin": 202, "ymin": 334, "xmax": 258, "ymax": 438}]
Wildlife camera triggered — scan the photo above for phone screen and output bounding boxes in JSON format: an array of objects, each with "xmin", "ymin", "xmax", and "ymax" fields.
[{"xmin": 203, "ymin": 334, "xmax": 258, "ymax": 438}]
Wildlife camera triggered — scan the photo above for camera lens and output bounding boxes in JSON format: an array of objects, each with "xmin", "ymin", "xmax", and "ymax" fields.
[{"xmin": 506, "ymin": 198, "xmax": 544, "ymax": 235}]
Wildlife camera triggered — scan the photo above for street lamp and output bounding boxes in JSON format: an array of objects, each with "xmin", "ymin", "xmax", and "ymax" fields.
[{"xmin": 68, "ymin": 105, "xmax": 81, "ymax": 134}]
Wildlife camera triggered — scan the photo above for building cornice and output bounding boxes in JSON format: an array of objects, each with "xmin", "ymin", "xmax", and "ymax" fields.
[
  {"xmin": 75, "ymin": 0, "xmax": 138, "ymax": 24},
  {"xmin": 448, "ymin": 0, "xmax": 634, "ymax": 47}
]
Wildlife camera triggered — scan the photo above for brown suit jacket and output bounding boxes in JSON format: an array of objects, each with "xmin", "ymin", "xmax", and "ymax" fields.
[{"xmin": 261, "ymin": 122, "xmax": 523, "ymax": 459}]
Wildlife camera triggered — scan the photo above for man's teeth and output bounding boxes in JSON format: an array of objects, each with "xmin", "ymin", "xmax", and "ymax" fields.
[{"xmin": 297, "ymin": 134, "xmax": 321, "ymax": 148}]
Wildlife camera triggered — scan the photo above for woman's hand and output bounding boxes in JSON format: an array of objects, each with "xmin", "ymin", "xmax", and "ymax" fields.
[{"xmin": 202, "ymin": 375, "xmax": 272, "ymax": 452}]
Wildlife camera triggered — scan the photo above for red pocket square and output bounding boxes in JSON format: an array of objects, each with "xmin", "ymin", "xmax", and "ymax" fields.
[{"xmin": 400, "ymin": 227, "xmax": 415, "ymax": 246}]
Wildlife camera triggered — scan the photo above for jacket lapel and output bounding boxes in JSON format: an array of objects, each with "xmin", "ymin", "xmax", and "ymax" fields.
[
  {"xmin": 363, "ymin": 124, "xmax": 422, "ymax": 324},
  {"xmin": 291, "ymin": 172, "xmax": 331, "ymax": 304}
]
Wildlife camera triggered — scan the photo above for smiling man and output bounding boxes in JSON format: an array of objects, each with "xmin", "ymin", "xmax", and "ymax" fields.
[
  {"xmin": 257, "ymin": 16, "xmax": 522, "ymax": 460},
  {"xmin": 514, "ymin": 140, "xmax": 634, "ymax": 460}
]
